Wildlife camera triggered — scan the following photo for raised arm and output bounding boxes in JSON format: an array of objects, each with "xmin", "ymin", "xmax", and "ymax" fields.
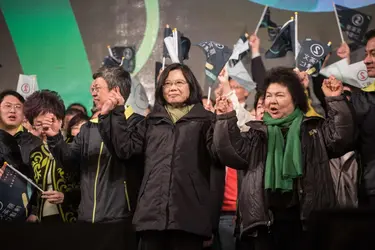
[
  {"xmin": 213, "ymin": 97, "xmax": 256, "ymax": 170},
  {"xmin": 98, "ymin": 105, "xmax": 145, "ymax": 160},
  {"xmin": 321, "ymin": 76, "xmax": 355, "ymax": 157}
]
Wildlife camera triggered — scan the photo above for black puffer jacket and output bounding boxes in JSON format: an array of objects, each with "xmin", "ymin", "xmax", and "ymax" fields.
[
  {"xmin": 99, "ymin": 104, "xmax": 223, "ymax": 238},
  {"xmin": 47, "ymin": 113, "xmax": 144, "ymax": 223},
  {"xmin": 213, "ymin": 96, "xmax": 354, "ymax": 235}
]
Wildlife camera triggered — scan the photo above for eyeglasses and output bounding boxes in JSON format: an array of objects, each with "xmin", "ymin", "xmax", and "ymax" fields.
[
  {"xmin": 90, "ymin": 86, "xmax": 108, "ymax": 94},
  {"xmin": 1, "ymin": 103, "xmax": 23, "ymax": 112},
  {"xmin": 162, "ymin": 80, "xmax": 187, "ymax": 90}
]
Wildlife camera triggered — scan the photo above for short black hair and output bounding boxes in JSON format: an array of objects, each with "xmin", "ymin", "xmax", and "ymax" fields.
[
  {"xmin": 24, "ymin": 90, "xmax": 65, "ymax": 125},
  {"xmin": 0, "ymin": 90, "xmax": 25, "ymax": 104},
  {"xmin": 253, "ymin": 91, "xmax": 264, "ymax": 110},
  {"xmin": 66, "ymin": 112, "xmax": 89, "ymax": 138},
  {"xmin": 365, "ymin": 29, "xmax": 375, "ymax": 44},
  {"xmin": 66, "ymin": 108, "xmax": 83, "ymax": 117},
  {"xmin": 155, "ymin": 63, "xmax": 203, "ymax": 106},
  {"xmin": 93, "ymin": 66, "xmax": 132, "ymax": 102},
  {"xmin": 67, "ymin": 103, "xmax": 87, "ymax": 114},
  {"xmin": 264, "ymin": 67, "xmax": 308, "ymax": 113}
]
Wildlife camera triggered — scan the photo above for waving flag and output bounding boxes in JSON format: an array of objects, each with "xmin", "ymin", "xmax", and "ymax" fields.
[
  {"xmin": 259, "ymin": 7, "xmax": 280, "ymax": 41},
  {"xmin": 197, "ymin": 41, "xmax": 232, "ymax": 85},
  {"xmin": 227, "ymin": 34, "xmax": 256, "ymax": 92},
  {"xmin": 320, "ymin": 59, "xmax": 375, "ymax": 89},
  {"xmin": 336, "ymin": 4, "xmax": 372, "ymax": 44},
  {"xmin": 265, "ymin": 18, "xmax": 297, "ymax": 59},
  {"xmin": 103, "ymin": 46, "xmax": 136, "ymax": 73},
  {"xmin": 0, "ymin": 130, "xmax": 33, "ymax": 222},
  {"xmin": 296, "ymin": 38, "xmax": 332, "ymax": 73},
  {"xmin": 163, "ymin": 27, "xmax": 191, "ymax": 63}
]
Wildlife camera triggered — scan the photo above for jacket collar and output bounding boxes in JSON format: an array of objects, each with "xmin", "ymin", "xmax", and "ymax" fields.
[
  {"xmin": 149, "ymin": 103, "xmax": 212, "ymax": 122},
  {"xmin": 246, "ymin": 115, "xmax": 322, "ymax": 134}
]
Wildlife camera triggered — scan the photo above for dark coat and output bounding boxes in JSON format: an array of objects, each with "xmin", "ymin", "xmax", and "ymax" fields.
[
  {"xmin": 99, "ymin": 104, "xmax": 223, "ymax": 238},
  {"xmin": 213, "ymin": 96, "xmax": 354, "ymax": 235},
  {"xmin": 47, "ymin": 113, "xmax": 144, "ymax": 223}
]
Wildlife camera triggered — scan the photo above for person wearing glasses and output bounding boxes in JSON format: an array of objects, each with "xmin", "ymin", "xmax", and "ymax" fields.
[
  {"xmin": 0, "ymin": 90, "xmax": 42, "ymax": 222},
  {"xmin": 23, "ymin": 90, "xmax": 80, "ymax": 223},
  {"xmin": 98, "ymin": 63, "xmax": 224, "ymax": 250}
]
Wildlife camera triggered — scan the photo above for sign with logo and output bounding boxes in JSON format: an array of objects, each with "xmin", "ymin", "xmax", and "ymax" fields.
[
  {"xmin": 297, "ymin": 38, "xmax": 331, "ymax": 72},
  {"xmin": 16, "ymin": 74, "xmax": 38, "ymax": 99}
]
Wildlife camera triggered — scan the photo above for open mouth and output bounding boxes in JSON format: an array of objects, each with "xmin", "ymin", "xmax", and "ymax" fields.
[
  {"xmin": 269, "ymin": 107, "xmax": 278, "ymax": 113},
  {"xmin": 8, "ymin": 115, "xmax": 16, "ymax": 121}
]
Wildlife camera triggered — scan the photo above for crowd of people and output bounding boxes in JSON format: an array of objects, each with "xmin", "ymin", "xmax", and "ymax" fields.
[{"xmin": 0, "ymin": 29, "xmax": 375, "ymax": 250}]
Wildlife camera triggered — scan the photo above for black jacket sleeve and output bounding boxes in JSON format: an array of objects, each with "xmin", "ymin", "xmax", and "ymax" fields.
[
  {"xmin": 98, "ymin": 106, "xmax": 145, "ymax": 160},
  {"xmin": 47, "ymin": 130, "xmax": 83, "ymax": 171},
  {"xmin": 321, "ymin": 95, "xmax": 355, "ymax": 157},
  {"xmin": 213, "ymin": 111, "xmax": 254, "ymax": 170},
  {"xmin": 251, "ymin": 56, "xmax": 267, "ymax": 92}
]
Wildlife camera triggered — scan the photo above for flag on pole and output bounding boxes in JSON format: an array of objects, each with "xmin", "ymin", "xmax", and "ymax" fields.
[
  {"xmin": 103, "ymin": 46, "xmax": 136, "ymax": 73},
  {"xmin": 163, "ymin": 28, "xmax": 191, "ymax": 63},
  {"xmin": 16, "ymin": 74, "xmax": 38, "ymax": 99},
  {"xmin": 296, "ymin": 38, "xmax": 332, "ymax": 73},
  {"xmin": 259, "ymin": 7, "xmax": 280, "ymax": 41},
  {"xmin": 265, "ymin": 18, "xmax": 297, "ymax": 59},
  {"xmin": 197, "ymin": 41, "xmax": 232, "ymax": 85},
  {"xmin": 0, "ymin": 130, "xmax": 34, "ymax": 222},
  {"xmin": 125, "ymin": 77, "xmax": 149, "ymax": 116},
  {"xmin": 227, "ymin": 34, "xmax": 256, "ymax": 92},
  {"xmin": 335, "ymin": 4, "xmax": 372, "ymax": 44},
  {"xmin": 320, "ymin": 59, "xmax": 375, "ymax": 89}
]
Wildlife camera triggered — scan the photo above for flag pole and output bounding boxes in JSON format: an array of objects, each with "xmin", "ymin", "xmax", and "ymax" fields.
[
  {"xmin": 107, "ymin": 45, "xmax": 114, "ymax": 57},
  {"xmin": 3, "ymin": 162, "xmax": 44, "ymax": 192},
  {"xmin": 119, "ymin": 56, "xmax": 125, "ymax": 66},
  {"xmin": 162, "ymin": 24, "xmax": 169, "ymax": 70},
  {"xmin": 254, "ymin": 5, "xmax": 268, "ymax": 35},
  {"xmin": 332, "ymin": 2, "xmax": 345, "ymax": 43},
  {"xmin": 207, "ymin": 87, "xmax": 212, "ymax": 106},
  {"xmin": 294, "ymin": 12, "xmax": 299, "ymax": 61}
]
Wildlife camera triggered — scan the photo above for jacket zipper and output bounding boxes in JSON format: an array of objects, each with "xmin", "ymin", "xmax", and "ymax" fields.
[
  {"xmin": 124, "ymin": 181, "xmax": 131, "ymax": 212},
  {"xmin": 92, "ymin": 142, "xmax": 104, "ymax": 223}
]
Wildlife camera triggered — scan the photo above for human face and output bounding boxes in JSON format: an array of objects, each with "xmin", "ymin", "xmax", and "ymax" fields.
[
  {"xmin": 33, "ymin": 113, "xmax": 62, "ymax": 141},
  {"xmin": 255, "ymin": 97, "xmax": 265, "ymax": 120},
  {"xmin": 90, "ymin": 77, "xmax": 110, "ymax": 111},
  {"xmin": 364, "ymin": 37, "xmax": 375, "ymax": 77},
  {"xmin": 162, "ymin": 69, "xmax": 190, "ymax": 106},
  {"xmin": 71, "ymin": 121, "xmax": 86, "ymax": 137},
  {"xmin": 0, "ymin": 95, "xmax": 24, "ymax": 130},
  {"xmin": 229, "ymin": 79, "xmax": 248, "ymax": 103},
  {"xmin": 264, "ymin": 83, "xmax": 295, "ymax": 119}
]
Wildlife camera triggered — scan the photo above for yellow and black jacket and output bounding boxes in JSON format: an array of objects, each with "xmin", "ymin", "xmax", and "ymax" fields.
[
  {"xmin": 47, "ymin": 107, "xmax": 144, "ymax": 223},
  {"xmin": 30, "ymin": 144, "xmax": 80, "ymax": 222}
]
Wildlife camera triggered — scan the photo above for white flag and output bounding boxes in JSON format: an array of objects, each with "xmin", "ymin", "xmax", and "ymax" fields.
[
  {"xmin": 164, "ymin": 36, "xmax": 180, "ymax": 63},
  {"xmin": 320, "ymin": 59, "xmax": 375, "ymax": 89},
  {"xmin": 16, "ymin": 74, "xmax": 39, "ymax": 99},
  {"xmin": 125, "ymin": 77, "xmax": 149, "ymax": 116}
]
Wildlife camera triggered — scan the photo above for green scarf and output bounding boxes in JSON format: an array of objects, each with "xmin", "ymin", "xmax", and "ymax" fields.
[
  {"xmin": 165, "ymin": 104, "xmax": 194, "ymax": 124},
  {"xmin": 263, "ymin": 108, "xmax": 304, "ymax": 192}
]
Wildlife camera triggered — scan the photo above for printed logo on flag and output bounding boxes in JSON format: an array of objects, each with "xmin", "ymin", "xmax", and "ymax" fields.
[
  {"xmin": 310, "ymin": 44, "xmax": 325, "ymax": 57},
  {"xmin": 352, "ymin": 14, "xmax": 364, "ymax": 26},
  {"xmin": 357, "ymin": 70, "xmax": 368, "ymax": 81},
  {"xmin": 21, "ymin": 83, "xmax": 30, "ymax": 94},
  {"xmin": 297, "ymin": 39, "xmax": 331, "ymax": 72}
]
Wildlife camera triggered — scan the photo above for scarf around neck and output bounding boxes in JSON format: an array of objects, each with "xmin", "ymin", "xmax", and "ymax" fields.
[
  {"xmin": 165, "ymin": 104, "xmax": 194, "ymax": 123},
  {"xmin": 263, "ymin": 108, "xmax": 304, "ymax": 192}
]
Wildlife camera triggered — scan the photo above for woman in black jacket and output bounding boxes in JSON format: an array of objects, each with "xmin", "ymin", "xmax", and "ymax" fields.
[
  {"xmin": 214, "ymin": 67, "xmax": 354, "ymax": 250},
  {"xmin": 99, "ymin": 63, "xmax": 223, "ymax": 250}
]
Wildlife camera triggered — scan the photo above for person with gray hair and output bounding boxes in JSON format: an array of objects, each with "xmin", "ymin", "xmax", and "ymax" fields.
[{"xmin": 40, "ymin": 66, "xmax": 144, "ymax": 248}]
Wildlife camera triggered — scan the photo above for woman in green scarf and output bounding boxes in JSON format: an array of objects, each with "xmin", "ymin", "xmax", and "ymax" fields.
[{"xmin": 214, "ymin": 67, "xmax": 354, "ymax": 250}]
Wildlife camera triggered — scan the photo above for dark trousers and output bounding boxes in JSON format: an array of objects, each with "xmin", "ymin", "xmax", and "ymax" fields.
[
  {"xmin": 140, "ymin": 230, "xmax": 205, "ymax": 250},
  {"xmin": 217, "ymin": 214, "xmax": 236, "ymax": 250},
  {"xmin": 239, "ymin": 207, "xmax": 303, "ymax": 250}
]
